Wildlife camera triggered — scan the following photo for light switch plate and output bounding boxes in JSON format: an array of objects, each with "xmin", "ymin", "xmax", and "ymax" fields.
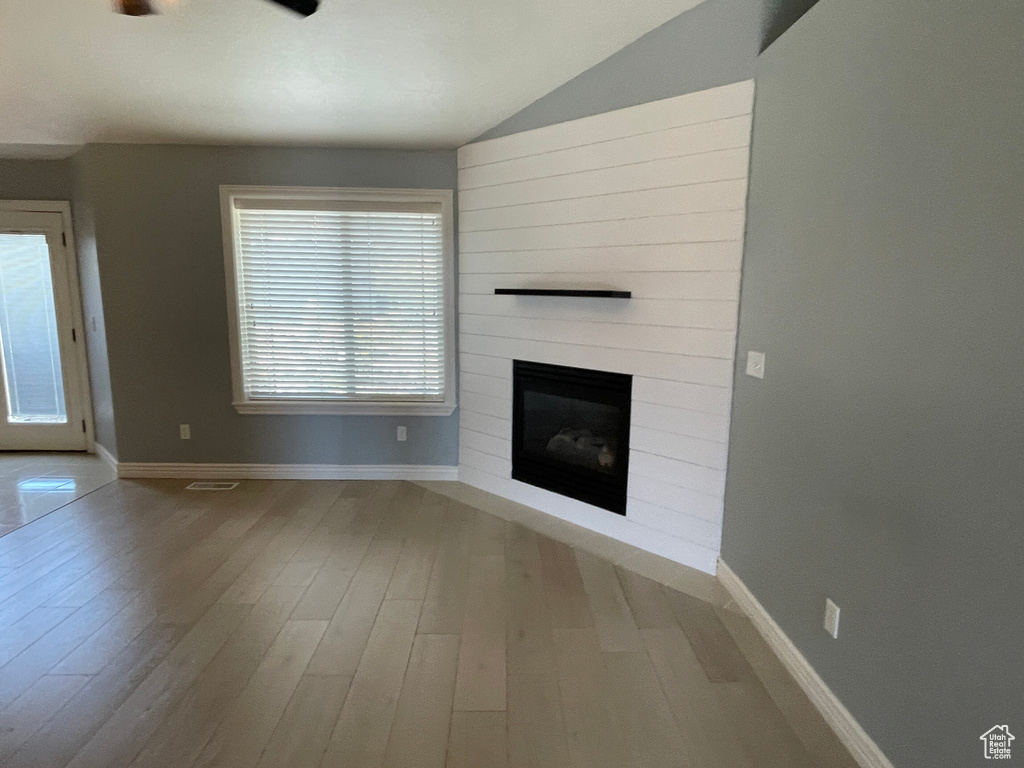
[
  {"xmin": 179, "ymin": 424, "xmax": 191, "ymax": 440},
  {"xmin": 746, "ymin": 351, "xmax": 766, "ymax": 379},
  {"xmin": 824, "ymin": 598, "xmax": 840, "ymax": 639},
  {"xmin": 397, "ymin": 426, "xmax": 407, "ymax": 442}
]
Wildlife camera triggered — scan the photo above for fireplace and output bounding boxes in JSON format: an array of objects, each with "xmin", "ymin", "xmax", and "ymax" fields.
[{"xmin": 512, "ymin": 360, "xmax": 631, "ymax": 514}]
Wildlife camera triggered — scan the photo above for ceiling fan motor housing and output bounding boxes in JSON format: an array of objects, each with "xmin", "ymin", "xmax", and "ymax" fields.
[
  {"xmin": 118, "ymin": 0, "xmax": 156, "ymax": 15},
  {"xmin": 116, "ymin": 0, "xmax": 320, "ymax": 16},
  {"xmin": 269, "ymin": 0, "xmax": 321, "ymax": 16}
]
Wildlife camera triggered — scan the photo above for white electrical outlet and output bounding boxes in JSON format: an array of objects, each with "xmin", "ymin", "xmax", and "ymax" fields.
[
  {"xmin": 179, "ymin": 424, "xmax": 191, "ymax": 440},
  {"xmin": 396, "ymin": 426, "xmax": 407, "ymax": 442},
  {"xmin": 746, "ymin": 350, "xmax": 766, "ymax": 379},
  {"xmin": 824, "ymin": 598, "xmax": 840, "ymax": 639}
]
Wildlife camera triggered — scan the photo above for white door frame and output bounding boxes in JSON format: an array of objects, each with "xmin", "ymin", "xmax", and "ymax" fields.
[{"xmin": 0, "ymin": 200, "xmax": 96, "ymax": 452}]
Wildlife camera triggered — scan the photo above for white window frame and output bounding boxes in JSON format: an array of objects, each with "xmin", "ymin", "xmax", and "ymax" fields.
[{"xmin": 220, "ymin": 185, "xmax": 456, "ymax": 416}]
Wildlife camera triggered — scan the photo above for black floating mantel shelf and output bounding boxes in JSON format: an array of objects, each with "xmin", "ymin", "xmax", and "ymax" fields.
[{"xmin": 494, "ymin": 288, "xmax": 632, "ymax": 299}]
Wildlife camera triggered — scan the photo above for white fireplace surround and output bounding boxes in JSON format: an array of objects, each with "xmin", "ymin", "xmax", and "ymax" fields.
[{"xmin": 456, "ymin": 81, "xmax": 755, "ymax": 574}]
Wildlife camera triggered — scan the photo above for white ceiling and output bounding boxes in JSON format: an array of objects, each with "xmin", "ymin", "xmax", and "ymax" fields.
[{"xmin": 0, "ymin": 0, "xmax": 706, "ymax": 154}]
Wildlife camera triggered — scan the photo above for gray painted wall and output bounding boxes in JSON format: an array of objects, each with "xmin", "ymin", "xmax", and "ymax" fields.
[
  {"xmin": 721, "ymin": 1, "xmax": 1024, "ymax": 766},
  {"xmin": 476, "ymin": 0, "xmax": 816, "ymax": 141},
  {"xmin": 0, "ymin": 158, "xmax": 74, "ymax": 200},
  {"xmin": 77, "ymin": 144, "xmax": 459, "ymax": 465}
]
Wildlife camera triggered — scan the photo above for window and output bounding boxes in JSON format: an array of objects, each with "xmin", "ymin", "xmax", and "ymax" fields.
[{"xmin": 221, "ymin": 186, "xmax": 455, "ymax": 415}]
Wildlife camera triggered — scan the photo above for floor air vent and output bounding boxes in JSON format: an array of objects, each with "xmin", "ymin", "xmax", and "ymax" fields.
[{"xmin": 186, "ymin": 481, "xmax": 240, "ymax": 491}]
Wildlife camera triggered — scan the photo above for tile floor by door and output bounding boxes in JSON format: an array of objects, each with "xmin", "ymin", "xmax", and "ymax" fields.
[
  {"xmin": 0, "ymin": 478, "xmax": 860, "ymax": 768},
  {"xmin": 0, "ymin": 452, "xmax": 117, "ymax": 538}
]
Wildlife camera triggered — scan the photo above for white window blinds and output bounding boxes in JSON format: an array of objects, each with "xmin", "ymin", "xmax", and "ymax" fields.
[{"xmin": 229, "ymin": 197, "xmax": 447, "ymax": 404}]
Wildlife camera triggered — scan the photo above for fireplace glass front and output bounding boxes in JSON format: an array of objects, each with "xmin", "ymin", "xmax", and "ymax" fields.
[{"xmin": 512, "ymin": 360, "xmax": 631, "ymax": 514}]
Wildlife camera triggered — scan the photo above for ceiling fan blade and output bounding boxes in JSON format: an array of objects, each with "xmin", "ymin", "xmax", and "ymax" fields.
[
  {"xmin": 116, "ymin": 0, "xmax": 157, "ymax": 15},
  {"xmin": 267, "ymin": 0, "xmax": 320, "ymax": 16}
]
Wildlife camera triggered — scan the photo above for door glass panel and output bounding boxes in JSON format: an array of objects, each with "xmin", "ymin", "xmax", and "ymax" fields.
[{"xmin": 0, "ymin": 234, "xmax": 67, "ymax": 424}]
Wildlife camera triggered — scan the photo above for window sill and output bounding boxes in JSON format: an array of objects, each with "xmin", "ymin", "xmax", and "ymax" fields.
[{"xmin": 233, "ymin": 400, "xmax": 457, "ymax": 417}]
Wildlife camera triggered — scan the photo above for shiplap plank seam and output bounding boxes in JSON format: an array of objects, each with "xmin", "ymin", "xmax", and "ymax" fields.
[{"xmin": 459, "ymin": 142, "xmax": 752, "ymax": 192}]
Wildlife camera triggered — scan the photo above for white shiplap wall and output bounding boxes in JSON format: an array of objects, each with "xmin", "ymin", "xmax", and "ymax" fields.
[{"xmin": 456, "ymin": 81, "xmax": 754, "ymax": 574}]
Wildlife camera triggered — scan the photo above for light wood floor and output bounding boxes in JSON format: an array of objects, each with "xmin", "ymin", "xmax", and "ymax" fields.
[{"xmin": 0, "ymin": 479, "xmax": 843, "ymax": 768}]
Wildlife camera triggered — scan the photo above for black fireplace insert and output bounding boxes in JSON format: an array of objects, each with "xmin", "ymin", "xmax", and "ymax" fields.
[{"xmin": 512, "ymin": 360, "xmax": 631, "ymax": 514}]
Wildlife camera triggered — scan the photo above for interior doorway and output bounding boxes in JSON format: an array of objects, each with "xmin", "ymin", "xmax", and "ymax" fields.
[{"xmin": 0, "ymin": 203, "xmax": 93, "ymax": 451}]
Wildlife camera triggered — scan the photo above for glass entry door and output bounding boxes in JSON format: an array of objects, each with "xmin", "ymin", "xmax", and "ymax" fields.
[{"xmin": 0, "ymin": 210, "xmax": 87, "ymax": 451}]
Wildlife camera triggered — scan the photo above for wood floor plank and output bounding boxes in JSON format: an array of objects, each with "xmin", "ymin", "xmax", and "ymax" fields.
[
  {"xmin": 506, "ymin": 541, "xmax": 557, "ymax": 678},
  {"xmin": 319, "ymin": 600, "xmax": 421, "ymax": 768},
  {"xmin": 291, "ymin": 505, "xmax": 380, "ymax": 621},
  {"xmin": 158, "ymin": 513, "xmax": 289, "ymax": 627},
  {"xmin": 0, "ymin": 588, "xmax": 141, "ymax": 709},
  {"xmin": 217, "ymin": 505, "xmax": 330, "ymax": 605},
  {"xmin": 615, "ymin": 567, "xmax": 678, "ymax": 629},
  {"xmin": 552, "ymin": 628, "xmax": 637, "ymax": 768},
  {"xmin": 0, "ymin": 673, "xmax": 92, "ymax": 761},
  {"xmin": 575, "ymin": 550, "xmax": 644, "ymax": 652},
  {"xmin": 190, "ymin": 619, "xmax": 328, "ymax": 768},
  {"xmin": 63, "ymin": 602, "xmax": 251, "ymax": 768},
  {"xmin": 3, "ymin": 622, "xmax": 189, "ymax": 768},
  {"xmin": 287, "ymin": 497, "xmax": 357, "ymax": 567},
  {"xmin": 536, "ymin": 537, "xmax": 594, "ymax": 629},
  {"xmin": 305, "ymin": 539, "xmax": 402, "ymax": 676},
  {"xmin": 417, "ymin": 504, "xmax": 473, "ymax": 634},
  {"xmin": 0, "ymin": 604, "xmax": 76, "ymax": 668},
  {"xmin": 715, "ymin": 670, "xmax": 820, "ymax": 768},
  {"xmin": 44, "ymin": 506, "xmax": 209, "ymax": 609},
  {"xmin": 52, "ymin": 594, "xmax": 159, "ymax": 675},
  {"xmin": 507, "ymin": 673, "xmax": 570, "ymax": 768},
  {"xmin": 447, "ymin": 711, "xmax": 508, "ymax": 768},
  {"xmin": 103, "ymin": 503, "xmax": 236, "ymax": 595},
  {"xmin": 664, "ymin": 588, "xmax": 749, "ymax": 683},
  {"xmin": 43, "ymin": 484, "xmax": 261, "ymax": 610},
  {"xmin": 0, "ymin": 515, "xmax": 157, "ymax": 629},
  {"xmin": 382, "ymin": 633, "xmax": 460, "ymax": 768},
  {"xmin": 453, "ymin": 554, "xmax": 506, "ymax": 712},
  {"xmin": 602, "ymin": 651, "xmax": 691, "ymax": 768},
  {"xmin": 273, "ymin": 560, "xmax": 321, "ymax": 587},
  {"xmin": 470, "ymin": 507, "xmax": 506, "ymax": 556},
  {"xmin": 641, "ymin": 625, "xmax": 758, "ymax": 768},
  {"xmin": 505, "ymin": 522, "xmax": 539, "ymax": 565},
  {"xmin": 505, "ymin": 522, "xmax": 569, "ymax": 768},
  {"xmin": 362, "ymin": 482, "xmax": 413, "ymax": 540},
  {"xmin": 385, "ymin": 504, "xmax": 442, "ymax": 601},
  {"xmin": 113, "ymin": 517, "xmax": 269, "ymax": 618},
  {"xmin": 129, "ymin": 586, "xmax": 306, "ymax": 768},
  {"xmin": 255, "ymin": 675, "xmax": 352, "ymax": 768}
]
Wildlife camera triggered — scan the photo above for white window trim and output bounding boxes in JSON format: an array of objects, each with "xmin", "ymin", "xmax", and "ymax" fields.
[{"xmin": 220, "ymin": 185, "xmax": 457, "ymax": 417}]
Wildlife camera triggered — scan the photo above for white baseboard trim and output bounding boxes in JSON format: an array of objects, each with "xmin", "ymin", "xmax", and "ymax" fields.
[
  {"xmin": 116, "ymin": 463, "xmax": 459, "ymax": 481},
  {"xmin": 717, "ymin": 559, "xmax": 894, "ymax": 768},
  {"xmin": 94, "ymin": 443, "xmax": 118, "ymax": 472}
]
